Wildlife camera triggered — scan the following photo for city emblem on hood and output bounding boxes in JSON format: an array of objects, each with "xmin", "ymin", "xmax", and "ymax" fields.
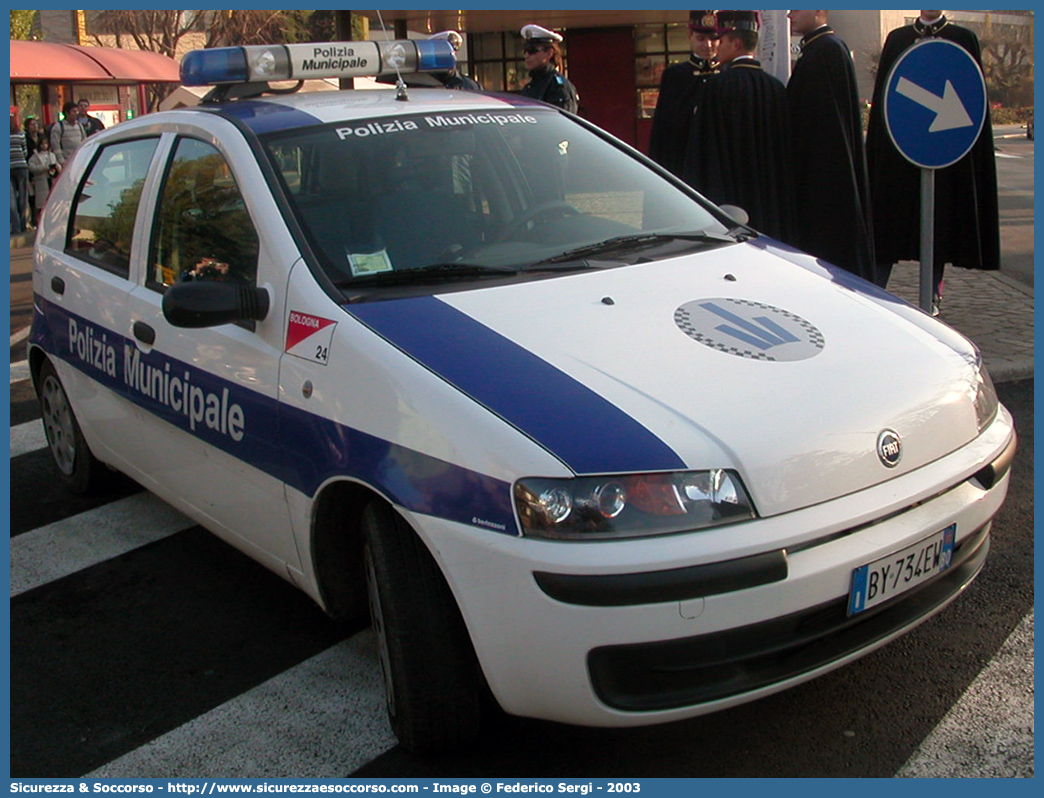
[
  {"xmin": 877, "ymin": 429, "xmax": 903, "ymax": 468},
  {"xmin": 674, "ymin": 298, "xmax": 825, "ymax": 361}
]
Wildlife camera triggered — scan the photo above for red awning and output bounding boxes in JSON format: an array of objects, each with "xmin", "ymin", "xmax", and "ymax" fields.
[{"xmin": 10, "ymin": 40, "xmax": 180, "ymax": 83}]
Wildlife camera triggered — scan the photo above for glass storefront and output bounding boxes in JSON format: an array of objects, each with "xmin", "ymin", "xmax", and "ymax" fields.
[
  {"xmin": 635, "ymin": 23, "xmax": 692, "ymax": 120},
  {"xmin": 469, "ymin": 31, "xmax": 555, "ymax": 93}
]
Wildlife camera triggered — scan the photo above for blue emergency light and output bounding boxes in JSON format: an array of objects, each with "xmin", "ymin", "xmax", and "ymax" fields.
[{"xmin": 181, "ymin": 39, "xmax": 455, "ymax": 86}]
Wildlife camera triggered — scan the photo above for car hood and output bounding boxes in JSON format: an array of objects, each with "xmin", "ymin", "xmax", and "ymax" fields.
[{"xmin": 347, "ymin": 242, "xmax": 987, "ymax": 517}]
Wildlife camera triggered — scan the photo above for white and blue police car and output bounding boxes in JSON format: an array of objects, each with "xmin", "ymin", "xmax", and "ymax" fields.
[{"xmin": 29, "ymin": 39, "xmax": 1016, "ymax": 753}]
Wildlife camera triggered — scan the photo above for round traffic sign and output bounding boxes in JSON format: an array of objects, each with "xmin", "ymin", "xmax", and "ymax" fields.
[{"xmin": 883, "ymin": 38, "xmax": 987, "ymax": 169}]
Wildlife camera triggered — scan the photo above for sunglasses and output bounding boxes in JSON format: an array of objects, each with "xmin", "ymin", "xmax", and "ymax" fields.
[{"xmin": 523, "ymin": 45, "xmax": 550, "ymax": 54}]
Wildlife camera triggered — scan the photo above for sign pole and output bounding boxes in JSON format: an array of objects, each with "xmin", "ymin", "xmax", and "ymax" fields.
[
  {"xmin": 919, "ymin": 169, "xmax": 935, "ymax": 313},
  {"xmin": 882, "ymin": 38, "xmax": 987, "ymax": 315}
]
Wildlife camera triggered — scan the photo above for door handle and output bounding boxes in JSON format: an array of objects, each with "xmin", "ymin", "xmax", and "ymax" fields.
[
  {"xmin": 51, "ymin": 276, "xmax": 65, "ymax": 295},
  {"xmin": 133, "ymin": 321, "xmax": 156, "ymax": 346}
]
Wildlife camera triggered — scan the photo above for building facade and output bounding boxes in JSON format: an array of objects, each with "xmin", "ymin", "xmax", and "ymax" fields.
[{"xmin": 16, "ymin": 9, "xmax": 1034, "ymax": 150}]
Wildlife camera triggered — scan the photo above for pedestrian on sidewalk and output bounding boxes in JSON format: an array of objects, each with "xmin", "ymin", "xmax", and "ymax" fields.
[
  {"xmin": 683, "ymin": 10, "xmax": 795, "ymax": 242},
  {"xmin": 10, "ymin": 114, "xmax": 30, "ymax": 233},
  {"xmin": 50, "ymin": 102, "xmax": 86, "ymax": 166},
  {"xmin": 28, "ymin": 136, "xmax": 60, "ymax": 228},
  {"xmin": 23, "ymin": 117, "xmax": 43, "ymax": 158},
  {"xmin": 10, "ymin": 180, "xmax": 20, "ymax": 235},
  {"xmin": 648, "ymin": 11, "xmax": 720, "ymax": 177},
  {"xmin": 787, "ymin": 10, "xmax": 875, "ymax": 281},
  {"xmin": 77, "ymin": 99, "xmax": 105, "ymax": 137}
]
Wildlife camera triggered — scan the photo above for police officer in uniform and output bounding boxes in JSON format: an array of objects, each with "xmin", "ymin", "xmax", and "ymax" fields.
[
  {"xmin": 682, "ymin": 10, "xmax": 794, "ymax": 242},
  {"xmin": 786, "ymin": 10, "xmax": 874, "ymax": 280},
  {"xmin": 428, "ymin": 31, "xmax": 483, "ymax": 90},
  {"xmin": 649, "ymin": 11, "xmax": 720, "ymax": 176},
  {"xmin": 519, "ymin": 24, "xmax": 579, "ymax": 113}
]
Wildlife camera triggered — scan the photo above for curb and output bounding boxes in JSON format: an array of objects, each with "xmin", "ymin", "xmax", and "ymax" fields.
[
  {"xmin": 989, "ymin": 359, "xmax": 1034, "ymax": 384},
  {"xmin": 10, "ymin": 229, "xmax": 36, "ymax": 250},
  {"xmin": 984, "ymin": 269, "xmax": 1035, "ymax": 298}
]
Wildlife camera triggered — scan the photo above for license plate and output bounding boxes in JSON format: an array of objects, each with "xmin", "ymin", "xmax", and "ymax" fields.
[{"xmin": 848, "ymin": 524, "xmax": 956, "ymax": 615}]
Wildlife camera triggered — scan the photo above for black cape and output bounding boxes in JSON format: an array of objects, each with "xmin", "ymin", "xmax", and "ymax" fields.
[
  {"xmin": 520, "ymin": 65, "xmax": 579, "ymax": 114},
  {"xmin": 440, "ymin": 71, "xmax": 482, "ymax": 91},
  {"xmin": 787, "ymin": 27, "xmax": 875, "ymax": 280},
  {"xmin": 648, "ymin": 56, "xmax": 717, "ymax": 176},
  {"xmin": 683, "ymin": 58, "xmax": 795, "ymax": 242},
  {"xmin": 865, "ymin": 18, "xmax": 1000, "ymax": 282}
]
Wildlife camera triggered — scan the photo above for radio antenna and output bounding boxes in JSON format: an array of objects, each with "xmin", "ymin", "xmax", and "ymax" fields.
[{"xmin": 374, "ymin": 9, "xmax": 409, "ymax": 101}]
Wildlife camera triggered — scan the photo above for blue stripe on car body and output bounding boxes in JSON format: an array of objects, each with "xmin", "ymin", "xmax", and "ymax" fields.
[
  {"xmin": 31, "ymin": 296, "xmax": 517, "ymax": 534},
  {"xmin": 346, "ymin": 295, "xmax": 687, "ymax": 475}
]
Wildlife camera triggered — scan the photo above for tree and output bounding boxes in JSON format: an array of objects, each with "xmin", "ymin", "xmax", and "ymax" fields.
[
  {"xmin": 89, "ymin": 9, "xmax": 334, "ymax": 56},
  {"xmin": 866, "ymin": 16, "xmax": 1035, "ymax": 113},
  {"xmin": 89, "ymin": 10, "xmax": 204, "ymax": 60},
  {"xmin": 87, "ymin": 10, "xmax": 340, "ymax": 110},
  {"xmin": 10, "ymin": 9, "xmax": 36, "ymax": 40},
  {"xmin": 980, "ymin": 34, "xmax": 1034, "ymax": 107}
]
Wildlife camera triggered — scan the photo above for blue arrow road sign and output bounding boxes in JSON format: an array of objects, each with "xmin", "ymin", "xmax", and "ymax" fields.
[{"xmin": 883, "ymin": 38, "xmax": 987, "ymax": 169}]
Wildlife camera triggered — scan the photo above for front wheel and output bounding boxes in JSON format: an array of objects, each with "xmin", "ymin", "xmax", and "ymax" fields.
[
  {"xmin": 36, "ymin": 358, "xmax": 111, "ymax": 494},
  {"xmin": 362, "ymin": 500, "xmax": 484, "ymax": 753}
]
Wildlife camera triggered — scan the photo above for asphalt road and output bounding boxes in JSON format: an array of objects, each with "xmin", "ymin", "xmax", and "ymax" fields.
[
  {"xmin": 8, "ymin": 367, "xmax": 1033, "ymax": 777},
  {"xmin": 994, "ymin": 124, "xmax": 1034, "ymax": 287}
]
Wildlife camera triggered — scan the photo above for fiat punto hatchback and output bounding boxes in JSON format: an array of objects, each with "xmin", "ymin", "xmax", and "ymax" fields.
[{"xmin": 29, "ymin": 40, "xmax": 1015, "ymax": 753}]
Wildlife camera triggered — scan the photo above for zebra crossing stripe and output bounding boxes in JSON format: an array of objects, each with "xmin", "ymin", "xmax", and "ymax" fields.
[
  {"xmin": 85, "ymin": 634, "xmax": 396, "ymax": 778},
  {"xmin": 11, "ymin": 358, "xmax": 31, "ymax": 384},
  {"xmin": 895, "ymin": 611, "xmax": 1035, "ymax": 777},
  {"xmin": 10, "ymin": 492, "xmax": 195, "ymax": 596},
  {"xmin": 10, "ymin": 419, "xmax": 47, "ymax": 459},
  {"xmin": 9, "ymin": 357, "xmax": 1031, "ymax": 776}
]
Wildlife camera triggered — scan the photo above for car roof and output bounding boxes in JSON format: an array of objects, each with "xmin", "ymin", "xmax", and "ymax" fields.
[{"xmin": 178, "ymin": 88, "xmax": 552, "ymax": 136}]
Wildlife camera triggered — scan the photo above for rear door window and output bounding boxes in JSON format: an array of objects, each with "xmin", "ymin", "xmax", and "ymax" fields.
[{"xmin": 66, "ymin": 138, "xmax": 160, "ymax": 278}]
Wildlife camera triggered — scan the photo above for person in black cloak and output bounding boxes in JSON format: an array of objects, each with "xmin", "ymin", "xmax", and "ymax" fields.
[
  {"xmin": 648, "ymin": 10, "xmax": 720, "ymax": 177},
  {"xmin": 787, "ymin": 10, "xmax": 875, "ymax": 281},
  {"xmin": 865, "ymin": 10, "xmax": 999, "ymax": 310},
  {"xmin": 682, "ymin": 10, "xmax": 794, "ymax": 242},
  {"xmin": 518, "ymin": 24, "xmax": 579, "ymax": 114}
]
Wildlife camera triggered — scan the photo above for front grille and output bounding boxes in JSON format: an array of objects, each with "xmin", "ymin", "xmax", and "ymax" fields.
[{"xmin": 587, "ymin": 524, "xmax": 990, "ymax": 712}]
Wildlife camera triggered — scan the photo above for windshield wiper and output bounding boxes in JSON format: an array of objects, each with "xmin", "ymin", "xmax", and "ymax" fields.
[
  {"xmin": 334, "ymin": 262, "xmax": 518, "ymax": 289},
  {"xmin": 528, "ymin": 231, "xmax": 737, "ymax": 267}
]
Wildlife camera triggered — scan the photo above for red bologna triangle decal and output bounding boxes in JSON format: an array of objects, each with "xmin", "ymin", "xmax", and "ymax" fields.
[{"xmin": 286, "ymin": 311, "xmax": 338, "ymax": 366}]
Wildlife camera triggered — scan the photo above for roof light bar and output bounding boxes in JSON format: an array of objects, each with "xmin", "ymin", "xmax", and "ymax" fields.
[{"xmin": 181, "ymin": 39, "xmax": 456, "ymax": 87}]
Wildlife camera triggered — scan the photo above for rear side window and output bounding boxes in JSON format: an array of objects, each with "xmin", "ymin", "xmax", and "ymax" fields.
[
  {"xmin": 66, "ymin": 138, "xmax": 160, "ymax": 278},
  {"xmin": 148, "ymin": 138, "xmax": 259, "ymax": 290}
]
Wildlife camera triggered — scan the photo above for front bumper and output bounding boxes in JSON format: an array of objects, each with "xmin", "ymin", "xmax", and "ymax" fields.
[
  {"xmin": 588, "ymin": 521, "xmax": 989, "ymax": 711},
  {"xmin": 411, "ymin": 408, "xmax": 1015, "ymax": 728}
]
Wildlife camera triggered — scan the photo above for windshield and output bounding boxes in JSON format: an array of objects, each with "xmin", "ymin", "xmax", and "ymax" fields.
[{"xmin": 261, "ymin": 106, "xmax": 732, "ymax": 292}]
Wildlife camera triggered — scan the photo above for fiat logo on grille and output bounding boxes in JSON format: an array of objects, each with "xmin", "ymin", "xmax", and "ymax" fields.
[{"xmin": 877, "ymin": 430, "xmax": 902, "ymax": 468}]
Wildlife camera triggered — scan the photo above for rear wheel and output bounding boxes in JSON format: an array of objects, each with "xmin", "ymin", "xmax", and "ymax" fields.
[
  {"xmin": 37, "ymin": 359, "xmax": 111, "ymax": 494},
  {"xmin": 362, "ymin": 499, "xmax": 484, "ymax": 753}
]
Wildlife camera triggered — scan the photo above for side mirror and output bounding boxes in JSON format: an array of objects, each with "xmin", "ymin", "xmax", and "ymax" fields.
[
  {"xmin": 717, "ymin": 204, "xmax": 750, "ymax": 226},
  {"xmin": 162, "ymin": 280, "xmax": 270, "ymax": 328}
]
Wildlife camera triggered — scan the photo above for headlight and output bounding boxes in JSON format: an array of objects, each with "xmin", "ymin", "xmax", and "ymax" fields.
[
  {"xmin": 973, "ymin": 361, "xmax": 999, "ymax": 432},
  {"xmin": 514, "ymin": 470, "xmax": 756, "ymax": 540}
]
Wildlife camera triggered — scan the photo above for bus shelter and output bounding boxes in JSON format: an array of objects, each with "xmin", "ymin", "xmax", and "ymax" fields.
[{"xmin": 10, "ymin": 39, "xmax": 180, "ymax": 128}]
